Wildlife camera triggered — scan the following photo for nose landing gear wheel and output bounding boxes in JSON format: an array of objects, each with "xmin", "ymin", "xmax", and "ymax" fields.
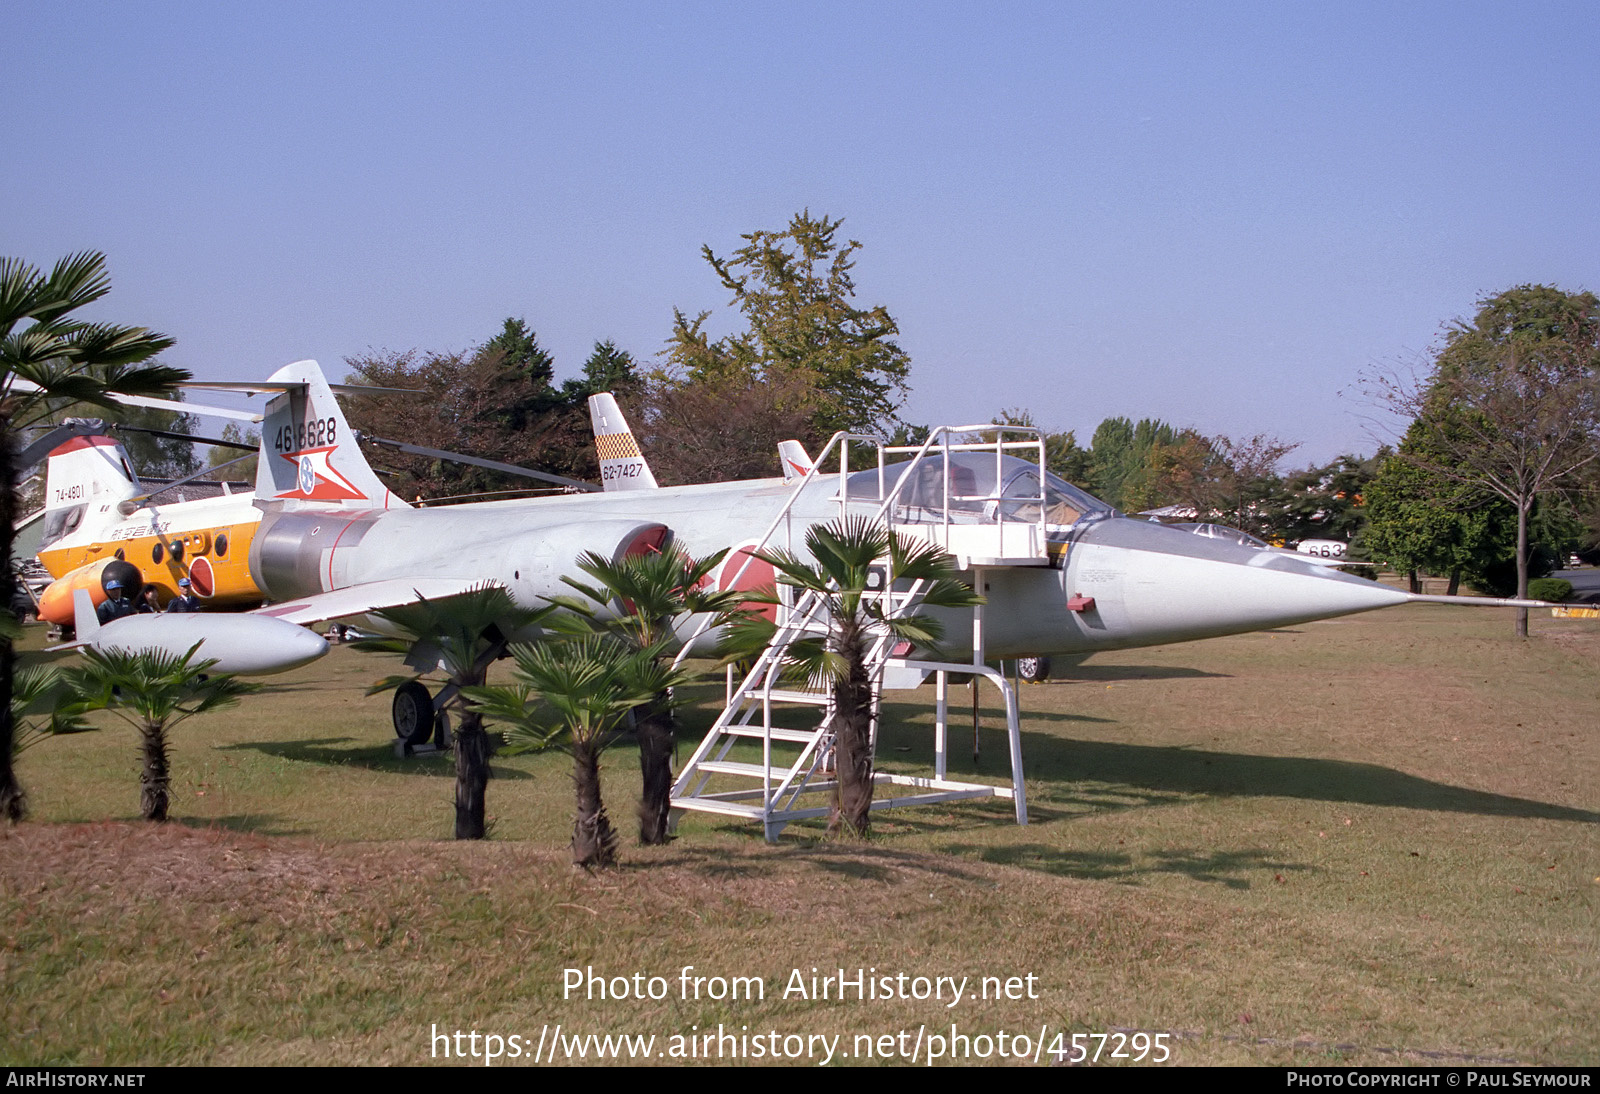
[{"xmin": 1016, "ymin": 655, "xmax": 1051, "ymax": 683}]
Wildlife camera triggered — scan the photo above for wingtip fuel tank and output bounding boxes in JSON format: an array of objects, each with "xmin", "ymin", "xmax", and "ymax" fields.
[{"xmin": 70, "ymin": 589, "xmax": 328, "ymax": 676}]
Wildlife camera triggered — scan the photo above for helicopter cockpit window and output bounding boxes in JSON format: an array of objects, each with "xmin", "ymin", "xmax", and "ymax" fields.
[{"xmin": 41, "ymin": 503, "xmax": 86, "ymax": 545}]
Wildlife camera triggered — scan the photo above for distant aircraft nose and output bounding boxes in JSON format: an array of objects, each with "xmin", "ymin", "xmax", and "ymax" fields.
[{"xmin": 1067, "ymin": 518, "xmax": 1408, "ymax": 646}]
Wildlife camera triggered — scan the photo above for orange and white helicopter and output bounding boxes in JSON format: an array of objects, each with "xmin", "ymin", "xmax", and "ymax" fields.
[
  {"xmin": 28, "ymin": 391, "xmax": 597, "ymax": 625},
  {"xmin": 30, "ymin": 424, "xmax": 266, "ymax": 624}
]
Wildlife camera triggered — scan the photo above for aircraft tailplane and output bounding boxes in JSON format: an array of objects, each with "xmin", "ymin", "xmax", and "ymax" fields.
[
  {"xmin": 588, "ymin": 392, "xmax": 659, "ymax": 491},
  {"xmin": 71, "ymin": 588, "xmax": 101, "ymax": 641},
  {"xmin": 253, "ymin": 360, "xmax": 406, "ymax": 510}
]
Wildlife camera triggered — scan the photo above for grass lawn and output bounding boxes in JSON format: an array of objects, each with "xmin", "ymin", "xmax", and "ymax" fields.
[{"xmin": 3, "ymin": 604, "xmax": 1596, "ymax": 1066}]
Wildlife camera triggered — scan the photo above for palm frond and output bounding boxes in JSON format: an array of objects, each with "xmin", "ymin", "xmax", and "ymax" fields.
[
  {"xmin": 806, "ymin": 514, "xmax": 891, "ymax": 589},
  {"xmin": 364, "ymin": 672, "xmax": 423, "ymax": 697},
  {"xmin": 0, "ymin": 256, "xmax": 45, "ymax": 329},
  {"xmin": 364, "ymin": 583, "xmax": 553, "ymax": 685},
  {"xmin": 68, "ymin": 645, "xmax": 259, "ymax": 733},
  {"xmin": 30, "ymin": 252, "xmax": 115, "ymax": 324},
  {"xmin": 560, "ymin": 545, "xmax": 743, "ymax": 650},
  {"xmin": 461, "ymin": 684, "xmax": 563, "ymax": 755},
  {"xmin": 11, "ymin": 665, "xmax": 93, "ymax": 746},
  {"xmin": 496, "ymin": 635, "xmax": 694, "ymax": 749},
  {"xmin": 57, "ymin": 328, "xmax": 179, "ymax": 372}
]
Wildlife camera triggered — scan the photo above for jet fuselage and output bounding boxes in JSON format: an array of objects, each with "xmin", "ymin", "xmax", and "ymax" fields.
[{"xmin": 247, "ymin": 471, "xmax": 1407, "ymax": 659}]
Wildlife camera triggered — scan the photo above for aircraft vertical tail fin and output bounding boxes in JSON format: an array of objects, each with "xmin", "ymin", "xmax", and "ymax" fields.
[
  {"xmin": 251, "ymin": 360, "xmax": 407, "ymax": 510},
  {"xmin": 588, "ymin": 392, "xmax": 658, "ymax": 491},
  {"xmin": 777, "ymin": 440, "xmax": 814, "ymax": 484}
]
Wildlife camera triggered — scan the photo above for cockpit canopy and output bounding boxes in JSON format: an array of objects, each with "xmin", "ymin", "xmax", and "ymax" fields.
[
  {"xmin": 843, "ymin": 452, "xmax": 1112, "ymax": 531},
  {"xmin": 1169, "ymin": 522, "xmax": 1271, "ymax": 550}
]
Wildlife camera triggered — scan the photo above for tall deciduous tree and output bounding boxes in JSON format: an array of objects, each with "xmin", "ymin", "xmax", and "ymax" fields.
[
  {"xmin": 661, "ymin": 211, "xmax": 912, "ymax": 440},
  {"xmin": 1277, "ymin": 453, "xmax": 1380, "ymax": 548},
  {"xmin": 1088, "ymin": 417, "xmax": 1193, "ymax": 511},
  {"xmin": 641, "ymin": 366, "xmax": 817, "ymax": 485},
  {"xmin": 1, "ymin": 252, "xmax": 184, "ymax": 821},
  {"xmin": 1367, "ymin": 285, "xmax": 1600, "ymax": 635},
  {"xmin": 1205, "ymin": 433, "xmax": 1301, "ymax": 538},
  {"xmin": 989, "ymin": 408, "xmax": 1095, "ymax": 493},
  {"xmin": 345, "ymin": 322, "xmax": 641, "ymax": 500},
  {"xmin": 1362, "ymin": 422, "xmax": 1511, "ymax": 593}
]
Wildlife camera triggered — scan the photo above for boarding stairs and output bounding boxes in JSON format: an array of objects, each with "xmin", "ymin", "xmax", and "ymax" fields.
[{"xmin": 669, "ymin": 426, "xmax": 1053, "ymax": 841}]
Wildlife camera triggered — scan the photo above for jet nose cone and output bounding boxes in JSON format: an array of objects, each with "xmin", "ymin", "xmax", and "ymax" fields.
[{"xmin": 1072, "ymin": 519, "xmax": 1407, "ymax": 644}]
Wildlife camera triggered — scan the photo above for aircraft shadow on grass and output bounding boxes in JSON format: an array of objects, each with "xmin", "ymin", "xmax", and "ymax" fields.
[
  {"xmin": 218, "ymin": 737, "xmax": 534, "ymax": 780},
  {"xmin": 870, "ymin": 708, "xmax": 1598, "ymax": 828},
  {"xmin": 877, "ymin": 721, "xmax": 1599, "ymax": 827},
  {"xmin": 937, "ymin": 842, "xmax": 1312, "ymax": 889},
  {"xmin": 1015, "ymin": 738, "xmax": 1600, "ymax": 824},
  {"xmin": 1048, "ymin": 665, "xmax": 1231, "ymax": 682}
]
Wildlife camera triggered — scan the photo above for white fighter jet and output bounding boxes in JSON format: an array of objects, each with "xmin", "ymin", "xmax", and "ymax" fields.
[{"xmin": 196, "ymin": 359, "xmax": 1537, "ymax": 687}]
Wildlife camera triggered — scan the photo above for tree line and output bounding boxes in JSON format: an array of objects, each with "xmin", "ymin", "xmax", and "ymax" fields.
[{"xmin": 340, "ymin": 223, "xmax": 1599, "ymax": 612}]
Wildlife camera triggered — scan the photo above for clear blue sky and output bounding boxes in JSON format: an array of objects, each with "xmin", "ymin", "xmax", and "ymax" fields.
[{"xmin": 5, "ymin": 1, "xmax": 1596, "ymax": 465}]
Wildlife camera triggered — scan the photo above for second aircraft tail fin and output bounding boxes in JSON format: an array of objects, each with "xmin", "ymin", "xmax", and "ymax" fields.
[
  {"xmin": 588, "ymin": 392, "xmax": 659, "ymax": 491},
  {"xmin": 777, "ymin": 439, "xmax": 814, "ymax": 484}
]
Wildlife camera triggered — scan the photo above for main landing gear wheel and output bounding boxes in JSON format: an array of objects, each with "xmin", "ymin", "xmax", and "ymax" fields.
[
  {"xmin": 392, "ymin": 681, "xmax": 434, "ymax": 746},
  {"xmin": 1017, "ymin": 655, "xmax": 1052, "ymax": 683}
]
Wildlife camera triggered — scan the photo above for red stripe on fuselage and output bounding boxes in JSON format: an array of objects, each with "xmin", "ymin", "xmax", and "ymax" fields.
[{"xmin": 325, "ymin": 514, "xmax": 368, "ymax": 589}]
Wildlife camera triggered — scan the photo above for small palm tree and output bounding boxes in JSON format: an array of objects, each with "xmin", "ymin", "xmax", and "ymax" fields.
[
  {"xmin": 9, "ymin": 663, "xmax": 91, "ymax": 758},
  {"xmin": 734, "ymin": 515, "xmax": 983, "ymax": 837},
  {"xmin": 469, "ymin": 635, "xmax": 694, "ymax": 867},
  {"xmin": 360, "ymin": 585, "xmax": 551, "ymax": 839},
  {"xmin": 548, "ymin": 546, "xmax": 744, "ymax": 844},
  {"xmin": 2, "ymin": 251, "xmax": 185, "ymax": 821},
  {"xmin": 70, "ymin": 646, "xmax": 258, "ymax": 822}
]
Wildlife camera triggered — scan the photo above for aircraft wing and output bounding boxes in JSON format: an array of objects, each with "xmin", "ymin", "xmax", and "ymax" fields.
[{"xmin": 249, "ymin": 578, "xmax": 489, "ymax": 626}]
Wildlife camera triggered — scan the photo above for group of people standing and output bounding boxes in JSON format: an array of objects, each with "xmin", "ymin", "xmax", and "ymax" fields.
[{"xmin": 95, "ymin": 577, "xmax": 202, "ymax": 625}]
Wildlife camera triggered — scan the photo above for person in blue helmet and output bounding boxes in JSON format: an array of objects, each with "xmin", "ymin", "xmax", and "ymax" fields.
[
  {"xmin": 165, "ymin": 578, "xmax": 202, "ymax": 613},
  {"xmin": 96, "ymin": 580, "xmax": 137, "ymax": 625}
]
